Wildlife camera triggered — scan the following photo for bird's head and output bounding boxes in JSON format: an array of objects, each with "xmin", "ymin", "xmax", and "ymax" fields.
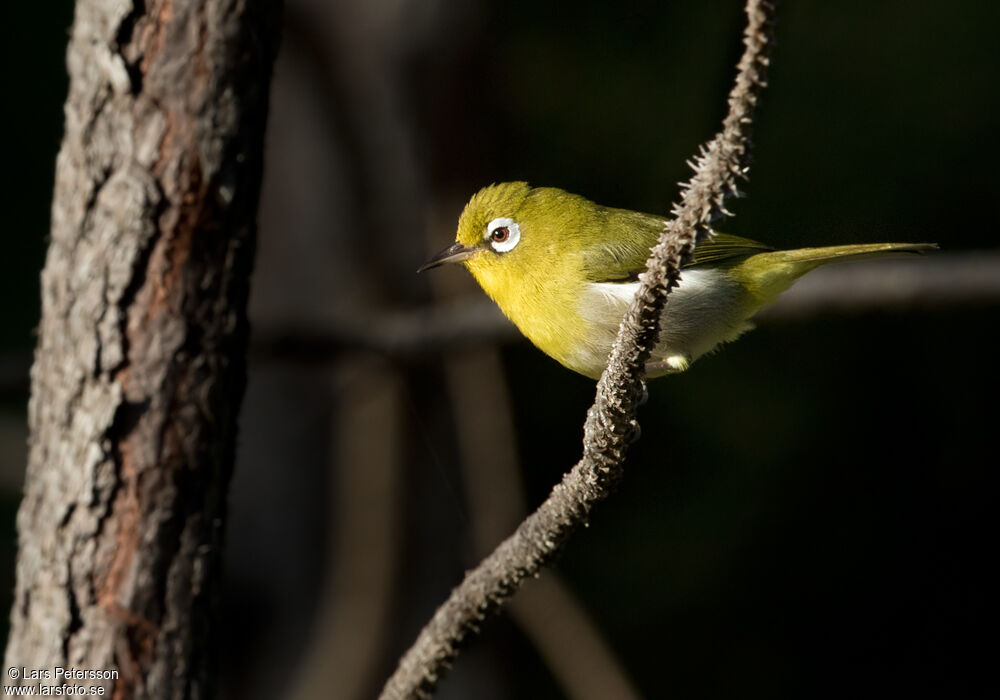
[{"xmin": 419, "ymin": 182, "xmax": 600, "ymax": 302}]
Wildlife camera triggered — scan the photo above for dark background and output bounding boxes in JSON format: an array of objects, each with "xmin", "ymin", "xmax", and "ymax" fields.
[{"xmin": 2, "ymin": 1, "xmax": 996, "ymax": 698}]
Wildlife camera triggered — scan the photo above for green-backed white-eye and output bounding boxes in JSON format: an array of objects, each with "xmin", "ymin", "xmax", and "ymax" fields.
[{"xmin": 419, "ymin": 182, "xmax": 935, "ymax": 379}]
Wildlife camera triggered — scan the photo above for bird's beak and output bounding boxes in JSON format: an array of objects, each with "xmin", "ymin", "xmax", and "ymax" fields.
[{"xmin": 417, "ymin": 242, "xmax": 477, "ymax": 273}]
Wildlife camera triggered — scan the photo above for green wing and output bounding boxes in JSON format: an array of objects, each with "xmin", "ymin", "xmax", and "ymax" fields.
[
  {"xmin": 584, "ymin": 206, "xmax": 772, "ymax": 283},
  {"xmin": 688, "ymin": 233, "xmax": 773, "ymax": 266}
]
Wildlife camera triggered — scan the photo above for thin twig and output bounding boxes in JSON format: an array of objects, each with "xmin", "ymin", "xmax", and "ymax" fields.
[{"xmin": 377, "ymin": 2, "xmax": 777, "ymax": 698}]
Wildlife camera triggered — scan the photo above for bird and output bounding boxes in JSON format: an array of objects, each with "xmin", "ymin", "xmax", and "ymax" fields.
[{"xmin": 419, "ymin": 182, "xmax": 935, "ymax": 379}]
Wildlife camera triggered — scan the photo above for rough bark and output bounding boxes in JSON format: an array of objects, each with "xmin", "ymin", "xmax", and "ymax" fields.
[{"xmin": 3, "ymin": 0, "xmax": 281, "ymax": 697}]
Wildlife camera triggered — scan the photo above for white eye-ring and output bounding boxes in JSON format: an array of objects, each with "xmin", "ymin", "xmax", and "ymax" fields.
[{"xmin": 485, "ymin": 217, "xmax": 521, "ymax": 253}]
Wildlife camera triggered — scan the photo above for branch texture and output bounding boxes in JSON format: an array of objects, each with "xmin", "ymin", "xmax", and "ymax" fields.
[
  {"xmin": 379, "ymin": 1, "xmax": 776, "ymax": 698},
  {"xmin": 4, "ymin": 0, "xmax": 281, "ymax": 697}
]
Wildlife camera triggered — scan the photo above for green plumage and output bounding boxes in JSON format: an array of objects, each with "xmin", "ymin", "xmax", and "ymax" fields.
[{"xmin": 425, "ymin": 182, "xmax": 936, "ymax": 379}]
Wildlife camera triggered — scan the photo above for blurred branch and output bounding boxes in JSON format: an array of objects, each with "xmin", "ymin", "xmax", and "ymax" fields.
[
  {"xmin": 288, "ymin": 361, "xmax": 403, "ymax": 700},
  {"xmin": 755, "ymin": 250, "xmax": 1000, "ymax": 321},
  {"xmin": 273, "ymin": 3, "xmax": 446, "ymax": 699},
  {"xmin": 446, "ymin": 347, "xmax": 641, "ymax": 700},
  {"xmin": 251, "ymin": 298, "xmax": 515, "ymax": 363},
  {"xmin": 246, "ymin": 251, "xmax": 998, "ymax": 365},
  {"xmin": 4, "ymin": 252, "xmax": 995, "ymax": 398},
  {"xmin": 510, "ymin": 576, "xmax": 641, "ymax": 700},
  {"xmin": 378, "ymin": 1, "xmax": 776, "ymax": 697}
]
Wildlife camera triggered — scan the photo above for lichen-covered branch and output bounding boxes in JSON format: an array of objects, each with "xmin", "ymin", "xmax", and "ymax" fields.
[
  {"xmin": 3, "ymin": 0, "xmax": 281, "ymax": 697},
  {"xmin": 378, "ymin": 1, "xmax": 776, "ymax": 698}
]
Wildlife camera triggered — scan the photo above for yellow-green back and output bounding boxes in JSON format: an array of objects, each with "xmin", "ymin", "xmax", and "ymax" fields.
[{"xmin": 450, "ymin": 182, "xmax": 935, "ymax": 377}]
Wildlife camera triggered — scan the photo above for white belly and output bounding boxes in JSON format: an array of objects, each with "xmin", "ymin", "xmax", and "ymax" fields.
[{"xmin": 573, "ymin": 268, "xmax": 757, "ymax": 378}]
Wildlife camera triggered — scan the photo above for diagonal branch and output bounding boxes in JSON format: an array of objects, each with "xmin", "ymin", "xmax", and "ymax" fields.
[{"xmin": 378, "ymin": 2, "xmax": 776, "ymax": 698}]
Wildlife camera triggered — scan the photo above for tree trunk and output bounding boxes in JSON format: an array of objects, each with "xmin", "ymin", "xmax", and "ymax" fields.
[{"xmin": 3, "ymin": 0, "xmax": 281, "ymax": 697}]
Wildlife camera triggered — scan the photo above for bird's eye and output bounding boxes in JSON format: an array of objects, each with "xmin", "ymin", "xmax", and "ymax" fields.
[{"xmin": 484, "ymin": 217, "xmax": 520, "ymax": 253}]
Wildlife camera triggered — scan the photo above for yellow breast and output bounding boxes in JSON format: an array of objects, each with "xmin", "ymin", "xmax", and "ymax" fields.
[{"xmin": 464, "ymin": 250, "xmax": 593, "ymax": 372}]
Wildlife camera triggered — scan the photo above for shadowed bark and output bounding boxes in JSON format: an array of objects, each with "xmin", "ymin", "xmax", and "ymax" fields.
[{"xmin": 3, "ymin": 0, "xmax": 281, "ymax": 697}]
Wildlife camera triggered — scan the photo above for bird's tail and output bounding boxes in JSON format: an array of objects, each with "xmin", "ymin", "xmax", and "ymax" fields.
[{"xmin": 734, "ymin": 242, "xmax": 937, "ymax": 303}]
